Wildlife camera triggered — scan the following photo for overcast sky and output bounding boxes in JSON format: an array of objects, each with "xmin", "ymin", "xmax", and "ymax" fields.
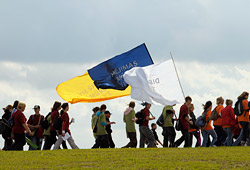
[{"xmin": 1, "ymin": 0, "xmax": 250, "ymax": 149}]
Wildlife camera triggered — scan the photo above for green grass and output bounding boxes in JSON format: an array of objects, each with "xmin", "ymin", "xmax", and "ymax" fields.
[{"xmin": 0, "ymin": 147, "xmax": 249, "ymax": 170}]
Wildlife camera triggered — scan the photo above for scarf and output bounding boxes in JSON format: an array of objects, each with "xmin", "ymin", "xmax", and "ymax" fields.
[{"xmin": 124, "ymin": 107, "xmax": 133, "ymax": 115}]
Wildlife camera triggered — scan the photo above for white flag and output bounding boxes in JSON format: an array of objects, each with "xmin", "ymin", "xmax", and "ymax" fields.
[{"xmin": 123, "ymin": 59, "xmax": 185, "ymax": 106}]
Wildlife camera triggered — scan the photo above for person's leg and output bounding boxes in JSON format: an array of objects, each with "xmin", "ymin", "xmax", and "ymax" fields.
[
  {"xmin": 108, "ymin": 133, "xmax": 115, "ymax": 148},
  {"xmin": 100, "ymin": 135, "xmax": 109, "ymax": 148},
  {"xmin": 202, "ymin": 131, "xmax": 208, "ymax": 147},
  {"xmin": 43, "ymin": 135, "xmax": 52, "ymax": 150},
  {"xmin": 67, "ymin": 135, "xmax": 79, "ymax": 149},
  {"xmin": 131, "ymin": 132, "xmax": 137, "ymax": 148},
  {"xmin": 226, "ymin": 127, "xmax": 233, "ymax": 146},
  {"xmin": 214, "ymin": 125, "xmax": 222, "ymax": 146},
  {"xmin": 139, "ymin": 126, "xmax": 146, "ymax": 148},
  {"xmin": 53, "ymin": 135, "xmax": 63, "ymax": 150},
  {"xmin": 232, "ymin": 129, "xmax": 243, "ymax": 146},
  {"xmin": 29, "ymin": 136, "xmax": 37, "ymax": 150},
  {"xmin": 208, "ymin": 130, "xmax": 217, "ymax": 147},
  {"xmin": 38, "ymin": 138, "xmax": 43, "ymax": 150},
  {"xmin": 62, "ymin": 141, "xmax": 68, "ymax": 149},
  {"xmin": 168, "ymin": 127, "xmax": 176, "ymax": 147},
  {"xmin": 174, "ymin": 130, "xmax": 185, "ymax": 147},
  {"xmin": 145, "ymin": 127, "xmax": 155, "ymax": 148},
  {"xmin": 3, "ymin": 138, "xmax": 13, "ymax": 150},
  {"xmin": 14, "ymin": 133, "xmax": 26, "ymax": 151},
  {"xmin": 46, "ymin": 131, "xmax": 57, "ymax": 149},
  {"xmin": 240, "ymin": 122, "xmax": 249, "ymax": 145},
  {"xmin": 192, "ymin": 131, "xmax": 199, "ymax": 147},
  {"xmin": 183, "ymin": 129, "xmax": 190, "ymax": 147},
  {"xmin": 123, "ymin": 132, "xmax": 132, "ymax": 148},
  {"xmin": 189, "ymin": 132, "xmax": 193, "ymax": 147},
  {"xmin": 92, "ymin": 135, "xmax": 101, "ymax": 149},
  {"xmin": 163, "ymin": 127, "xmax": 168, "ymax": 147}
]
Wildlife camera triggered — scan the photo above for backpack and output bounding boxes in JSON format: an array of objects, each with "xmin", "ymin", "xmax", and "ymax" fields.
[
  {"xmin": 41, "ymin": 112, "xmax": 51, "ymax": 130},
  {"xmin": 8, "ymin": 113, "xmax": 16, "ymax": 127},
  {"xmin": 135, "ymin": 109, "xmax": 144, "ymax": 125},
  {"xmin": 53, "ymin": 114, "xmax": 62, "ymax": 130},
  {"xmin": 156, "ymin": 114, "xmax": 164, "ymax": 127},
  {"xmin": 175, "ymin": 119, "xmax": 182, "ymax": 131},
  {"xmin": 210, "ymin": 107, "xmax": 218, "ymax": 121},
  {"xmin": 195, "ymin": 111, "xmax": 208, "ymax": 128},
  {"xmin": 234, "ymin": 99, "xmax": 244, "ymax": 116}
]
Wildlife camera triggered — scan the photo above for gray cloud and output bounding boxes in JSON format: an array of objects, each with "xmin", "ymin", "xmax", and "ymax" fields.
[{"xmin": 0, "ymin": 1, "xmax": 250, "ymax": 63}]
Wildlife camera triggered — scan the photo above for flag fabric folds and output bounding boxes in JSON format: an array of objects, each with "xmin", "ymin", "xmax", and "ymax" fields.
[
  {"xmin": 56, "ymin": 72, "xmax": 131, "ymax": 104},
  {"xmin": 123, "ymin": 59, "xmax": 185, "ymax": 106},
  {"xmin": 88, "ymin": 43, "xmax": 153, "ymax": 90}
]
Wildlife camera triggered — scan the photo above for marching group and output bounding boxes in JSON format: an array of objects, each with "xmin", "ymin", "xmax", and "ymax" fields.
[
  {"xmin": 0, "ymin": 101, "xmax": 79, "ymax": 151},
  {"xmin": 1, "ymin": 91, "xmax": 250, "ymax": 151},
  {"xmin": 91, "ymin": 92, "xmax": 250, "ymax": 148}
]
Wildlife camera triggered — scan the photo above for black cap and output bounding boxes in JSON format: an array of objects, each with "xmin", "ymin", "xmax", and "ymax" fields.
[
  {"xmin": 104, "ymin": 111, "xmax": 111, "ymax": 115},
  {"xmin": 33, "ymin": 105, "xmax": 40, "ymax": 109}
]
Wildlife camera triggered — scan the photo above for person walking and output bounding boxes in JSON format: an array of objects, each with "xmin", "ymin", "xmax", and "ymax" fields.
[
  {"xmin": 213, "ymin": 97, "xmax": 226, "ymax": 146},
  {"xmin": 201, "ymin": 101, "xmax": 217, "ymax": 147},
  {"xmin": 139, "ymin": 102, "xmax": 155, "ymax": 148},
  {"xmin": 122, "ymin": 101, "xmax": 137, "ymax": 148},
  {"xmin": 221, "ymin": 99, "xmax": 236, "ymax": 146},
  {"xmin": 188, "ymin": 104, "xmax": 200, "ymax": 147},
  {"xmin": 53, "ymin": 103, "xmax": 79, "ymax": 150},
  {"xmin": 162, "ymin": 105, "xmax": 176, "ymax": 147},
  {"xmin": 92, "ymin": 104, "xmax": 115, "ymax": 148},
  {"xmin": 151, "ymin": 123, "xmax": 163, "ymax": 147},
  {"xmin": 43, "ymin": 101, "xmax": 61, "ymax": 150},
  {"xmin": 42, "ymin": 112, "xmax": 52, "ymax": 150},
  {"xmin": 27, "ymin": 105, "xmax": 44, "ymax": 150},
  {"xmin": 105, "ymin": 111, "xmax": 115, "ymax": 148},
  {"xmin": 91, "ymin": 107, "xmax": 99, "ymax": 140},
  {"xmin": 8, "ymin": 102, "xmax": 32, "ymax": 151},
  {"xmin": 236, "ymin": 92, "xmax": 249, "ymax": 146},
  {"xmin": 174, "ymin": 96, "xmax": 193, "ymax": 147},
  {"xmin": 2, "ymin": 105, "xmax": 13, "ymax": 150}
]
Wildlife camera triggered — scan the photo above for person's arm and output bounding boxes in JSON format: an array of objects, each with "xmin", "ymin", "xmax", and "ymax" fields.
[
  {"xmin": 27, "ymin": 116, "xmax": 37, "ymax": 129},
  {"xmin": 145, "ymin": 110, "xmax": 155, "ymax": 120},
  {"xmin": 107, "ymin": 121, "xmax": 116, "ymax": 125},
  {"xmin": 146, "ymin": 116, "xmax": 155, "ymax": 120},
  {"xmin": 22, "ymin": 123, "xmax": 32, "ymax": 136},
  {"xmin": 123, "ymin": 114, "xmax": 126, "ymax": 123},
  {"xmin": 185, "ymin": 115, "xmax": 193, "ymax": 125}
]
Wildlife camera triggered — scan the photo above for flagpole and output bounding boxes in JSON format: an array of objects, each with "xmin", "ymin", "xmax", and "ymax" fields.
[{"xmin": 170, "ymin": 52, "xmax": 185, "ymax": 99}]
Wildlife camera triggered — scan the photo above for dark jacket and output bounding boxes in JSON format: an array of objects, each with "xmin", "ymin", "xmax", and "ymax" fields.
[
  {"xmin": 105, "ymin": 118, "xmax": 112, "ymax": 134},
  {"xmin": 2, "ymin": 110, "xmax": 12, "ymax": 139},
  {"xmin": 189, "ymin": 112, "xmax": 199, "ymax": 130}
]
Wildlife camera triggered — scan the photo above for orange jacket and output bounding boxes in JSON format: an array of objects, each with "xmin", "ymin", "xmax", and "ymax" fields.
[
  {"xmin": 204, "ymin": 111, "xmax": 213, "ymax": 131},
  {"xmin": 238, "ymin": 99, "xmax": 249, "ymax": 122},
  {"xmin": 213, "ymin": 105, "xmax": 224, "ymax": 126}
]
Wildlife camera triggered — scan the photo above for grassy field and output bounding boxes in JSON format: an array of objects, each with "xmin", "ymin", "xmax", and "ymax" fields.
[{"xmin": 0, "ymin": 147, "xmax": 249, "ymax": 170}]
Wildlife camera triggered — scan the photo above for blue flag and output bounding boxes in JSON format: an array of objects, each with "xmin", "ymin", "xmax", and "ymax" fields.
[{"xmin": 88, "ymin": 43, "xmax": 154, "ymax": 90}]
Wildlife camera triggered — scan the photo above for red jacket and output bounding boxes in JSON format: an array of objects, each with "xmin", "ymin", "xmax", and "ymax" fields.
[
  {"xmin": 179, "ymin": 104, "xmax": 189, "ymax": 130},
  {"xmin": 12, "ymin": 110, "xmax": 26, "ymax": 134},
  {"xmin": 50, "ymin": 110, "xmax": 59, "ymax": 132},
  {"xmin": 27, "ymin": 114, "xmax": 44, "ymax": 138},
  {"xmin": 59, "ymin": 112, "xmax": 71, "ymax": 135},
  {"xmin": 221, "ymin": 105, "xmax": 236, "ymax": 127}
]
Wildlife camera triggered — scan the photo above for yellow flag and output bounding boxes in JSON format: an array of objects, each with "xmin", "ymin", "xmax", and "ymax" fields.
[{"xmin": 56, "ymin": 71, "xmax": 131, "ymax": 104}]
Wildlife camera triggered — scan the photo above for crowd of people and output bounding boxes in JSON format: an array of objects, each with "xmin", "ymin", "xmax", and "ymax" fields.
[
  {"xmin": 1, "ymin": 91, "xmax": 250, "ymax": 151},
  {"xmin": 90, "ymin": 92, "xmax": 250, "ymax": 148}
]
